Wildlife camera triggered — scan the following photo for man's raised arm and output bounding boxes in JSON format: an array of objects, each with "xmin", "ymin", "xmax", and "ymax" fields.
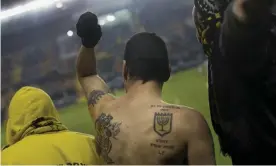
[
  {"xmin": 220, "ymin": 0, "xmax": 273, "ymax": 78},
  {"xmin": 76, "ymin": 12, "xmax": 115, "ymax": 119}
]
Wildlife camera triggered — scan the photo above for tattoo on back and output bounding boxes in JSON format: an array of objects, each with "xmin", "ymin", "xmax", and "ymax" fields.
[
  {"xmin": 95, "ymin": 113, "xmax": 121, "ymax": 164},
  {"xmin": 151, "ymin": 105, "xmax": 181, "ymax": 110},
  {"xmin": 153, "ymin": 112, "xmax": 173, "ymax": 137},
  {"xmin": 151, "ymin": 112, "xmax": 175, "ymax": 157},
  {"xmin": 88, "ymin": 90, "xmax": 106, "ymax": 107}
]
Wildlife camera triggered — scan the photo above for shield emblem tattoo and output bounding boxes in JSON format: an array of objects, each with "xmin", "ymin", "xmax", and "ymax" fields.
[{"xmin": 154, "ymin": 112, "xmax": 173, "ymax": 137}]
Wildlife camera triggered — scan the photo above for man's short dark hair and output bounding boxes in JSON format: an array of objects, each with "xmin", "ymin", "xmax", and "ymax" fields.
[{"xmin": 123, "ymin": 32, "xmax": 170, "ymax": 84}]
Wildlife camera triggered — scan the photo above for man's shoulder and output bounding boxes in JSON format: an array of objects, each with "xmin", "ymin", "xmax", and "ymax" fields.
[
  {"xmin": 65, "ymin": 131, "xmax": 96, "ymax": 140},
  {"xmin": 159, "ymin": 102, "xmax": 204, "ymax": 124},
  {"xmin": 155, "ymin": 103, "xmax": 207, "ymax": 142},
  {"xmin": 165, "ymin": 104, "xmax": 206, "ymax": 131},
  {"xmin": 88, "ymin": 91, "xmax": 117, "ymax": 118},
  {"xmin": 179, "ymin": 109, "xmax": 209, "ymax": 138},
  {"xmin": 99, "ymin": 95, "xmax": 125, "ymax": 113},
  {"xmin": 161, "ymin": 102, "xmax": 197, "ymax": 114}
]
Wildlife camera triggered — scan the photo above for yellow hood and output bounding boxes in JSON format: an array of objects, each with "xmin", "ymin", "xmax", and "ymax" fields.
[{"xmin": 6, "ymin": 86, "xmax": 66, "ymax": 145}]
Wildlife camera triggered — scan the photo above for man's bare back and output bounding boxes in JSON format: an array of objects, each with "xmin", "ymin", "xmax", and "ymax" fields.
[
  {"xmin": 93, "ymin": 92, "xmax": 215, "ymax": 165},
  {"xmin": 75, "ymin": 16, "xmax": 215, "ymax": 164}
]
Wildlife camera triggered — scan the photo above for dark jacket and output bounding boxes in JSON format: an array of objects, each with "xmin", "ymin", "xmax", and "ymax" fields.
[
  {"xmin": 216, "ymin": 2, "xmax": 276, "ymax": 155},
  {"xmin": 195, "ymin": 0, "xmax": 276, "ymax": 160}
]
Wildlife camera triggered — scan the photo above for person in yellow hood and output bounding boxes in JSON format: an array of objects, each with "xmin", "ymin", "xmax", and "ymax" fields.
[{"xmin": 1, "ymin": 86, "xmax": 103, "ymax": 165}]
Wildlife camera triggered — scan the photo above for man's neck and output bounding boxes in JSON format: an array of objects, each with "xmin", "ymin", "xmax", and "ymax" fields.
[{"xmin": 125, "ymin": 80, "xmax": 162, "ymax": 99}]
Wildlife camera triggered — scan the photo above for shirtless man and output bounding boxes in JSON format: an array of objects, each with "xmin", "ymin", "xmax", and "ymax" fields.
[{"xmin": 76, "ymin": 12, "xmax": 215, "ymax": 165}]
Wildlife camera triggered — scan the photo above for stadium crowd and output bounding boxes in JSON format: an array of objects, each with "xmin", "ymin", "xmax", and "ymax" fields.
[{"xmin": 1, "ymin": 2, "xmax": 204, "ymax": 121}]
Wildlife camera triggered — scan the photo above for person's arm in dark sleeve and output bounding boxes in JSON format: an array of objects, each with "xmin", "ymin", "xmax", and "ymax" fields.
[{"xmin": 220, "ymin": 0, "xmax": 273, "ymax": 79}]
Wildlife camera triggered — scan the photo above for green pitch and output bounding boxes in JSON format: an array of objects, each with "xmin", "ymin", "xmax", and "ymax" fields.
[{"xmin": 1, "ymin": 67, "xmax": 231, "ymax": 165}]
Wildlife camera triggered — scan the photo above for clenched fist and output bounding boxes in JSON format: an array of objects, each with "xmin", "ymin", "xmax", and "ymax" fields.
[{"xmin": 76, "ymin": 12, "xmax": 102, "ymax": 48}]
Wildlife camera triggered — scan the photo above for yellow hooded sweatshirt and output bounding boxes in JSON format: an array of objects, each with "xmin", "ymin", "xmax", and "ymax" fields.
[{"xmin": 1, "ymin": 86, "xmax": 103, "ymax": 165}]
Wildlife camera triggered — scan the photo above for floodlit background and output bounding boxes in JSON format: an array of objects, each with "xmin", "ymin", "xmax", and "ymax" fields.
[{"xmin": 1, "ymin": 0, "xmax": 231, "ymax": 164}]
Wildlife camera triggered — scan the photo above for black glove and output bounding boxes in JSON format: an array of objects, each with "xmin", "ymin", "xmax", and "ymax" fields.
[{"xmin": 76, "ymin": 12, "xmax": 102, "ymax": 48}]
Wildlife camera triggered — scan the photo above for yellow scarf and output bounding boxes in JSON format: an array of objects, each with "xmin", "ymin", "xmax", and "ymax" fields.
[{"xmin": 20, "ymin": 117, "xmax": 67, "ymax": 140}]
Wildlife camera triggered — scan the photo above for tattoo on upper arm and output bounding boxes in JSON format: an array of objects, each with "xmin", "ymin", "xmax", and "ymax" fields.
[
  {"xmin": 95, "ymin": 113, "xmax": 122, "ymax": 164},
  {"xmin": 88, "ymin": 90, "xmax": 106, "ymax": 107}
]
